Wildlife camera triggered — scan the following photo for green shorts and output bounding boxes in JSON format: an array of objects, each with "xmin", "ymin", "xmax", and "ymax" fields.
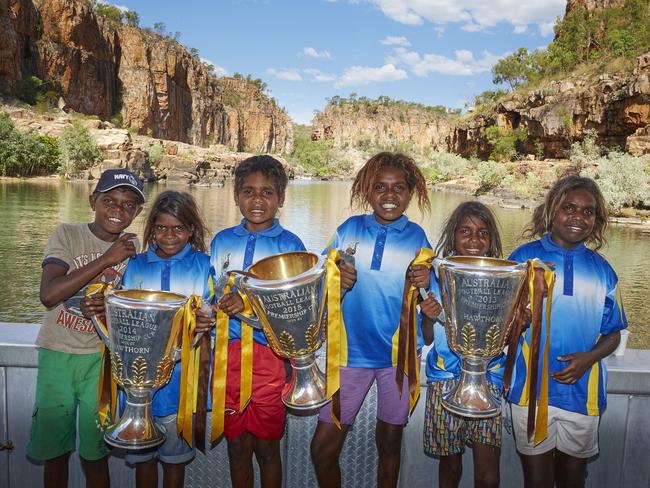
[{"xmin": 27, "ymin": 348, "xmax": 110, "ymax": 461}]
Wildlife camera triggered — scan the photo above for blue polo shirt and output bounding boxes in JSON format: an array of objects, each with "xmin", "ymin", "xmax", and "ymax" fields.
[
  {"xmin": 425, "ymin": 270, "xmax": 505, "ymax": 386},
  {"xmin": 121, "ymin": 244, "xmax": 214, "ymax": 417},
  {"xmin": 325, "ymin": 214, "xmax": 431, "ymax": 368},
  {"xmin": 209, "ymin": 218, "xmax": 305, "ymax": 345},
  {"xmin": 508, "ymin": 234, "xmax": 627, "ymax": 416}
]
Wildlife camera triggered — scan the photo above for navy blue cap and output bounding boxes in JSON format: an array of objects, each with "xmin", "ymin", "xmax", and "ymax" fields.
[{"xmin": 93, "ymin": 169, "xmax": 145, "ymax": 203}]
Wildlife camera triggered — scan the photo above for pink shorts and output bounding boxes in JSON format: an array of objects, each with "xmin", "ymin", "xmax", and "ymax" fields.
[
  {"xmin": 318, "ymin": 366, "xmax": 410, "ymax": 426},
  {"xmin": 224, "ymin": 340, "xmax": 287, "ymax": 441}
]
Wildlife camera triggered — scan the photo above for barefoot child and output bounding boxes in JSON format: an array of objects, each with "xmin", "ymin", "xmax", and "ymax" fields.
[
  {"xmin": 27, "ymin": 169, "xmax": 145, "ymax": 488},
  {"xmin": 421, "ymin": 202, "xmax": 504, "ymax": 488},
  {"xmin": 310, "ymin": 151, "xmax": 431, "ymax": 488},
  {"xmin": 507, "ymin": 175, "xmax": 627, "ymax": 488},
  {"xmin": 210, "ymin": 155, "xmax": 305, "ymax": 488}
]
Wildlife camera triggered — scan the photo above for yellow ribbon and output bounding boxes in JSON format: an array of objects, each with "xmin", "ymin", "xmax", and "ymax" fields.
[
  {"xmin": 210, "ymin": 274, "xmax": 236, "ymax": 444},
  {"xmin": 84, "ymin": 283, "xmax": 116, "ymax": 428},
  {"xmin": 239, "ymin": 320, "xmax": 254, "ymax": 413},
  {"xmin": 325, "ymin": 248, "xmax": 346, "ymax": 428},
  {"xmin": 524, "ymin": 259, "xmax": 555, "ymax": 445},
  {"xmin": 175, "ymin": 294, "xmax": 202, "ymax": 447},
  {"xmin": 395, "ymin": 247, "xmax": 436, "ymax": 413}
]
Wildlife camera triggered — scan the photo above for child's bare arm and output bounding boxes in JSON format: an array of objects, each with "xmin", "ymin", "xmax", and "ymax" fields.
[
  {"xmin": 40, "ymin": 233, "xmax": 137, "ymax": 307},
  {"xmin": 551, "ymin": 330, "xmax": 621, "ymax": 384}
]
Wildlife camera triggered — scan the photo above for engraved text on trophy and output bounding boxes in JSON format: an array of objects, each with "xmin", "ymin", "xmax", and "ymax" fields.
[{"xmin": 454, "ymin": 276, "xmax": 515, "ymax": 356}]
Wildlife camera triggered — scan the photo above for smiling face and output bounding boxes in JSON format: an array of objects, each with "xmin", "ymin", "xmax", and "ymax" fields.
[
  {"xmin": 89, "ymin": 187, "xmax": 142, "ymax": 241},
  {"xmin": 369, "ymin": 166, "xmax": 412, "ymax": 225},
  {"xmin": 235, "ymin": 171, "xmax": 284, "ymax": 233},
  {"xmin": 454, "ymin": 214, "xmax": 491, "ymax": 256},
  {"xmin": 152, "ymin": 212, "xmax": 192, "ymax": 259},
  {"xmin": 550, "ymin": 187, "xmax": 597, "ymax": 249}
]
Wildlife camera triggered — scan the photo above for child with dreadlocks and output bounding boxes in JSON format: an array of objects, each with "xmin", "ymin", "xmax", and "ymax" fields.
[{"xmin": 310, "ymin": 152, "xmax": 432, "ymax": 488}]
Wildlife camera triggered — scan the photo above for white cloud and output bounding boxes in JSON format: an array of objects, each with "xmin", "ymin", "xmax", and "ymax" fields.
[
  {"xmin": 514, "ymin": 24, "xmax": 528, "ymax": 34},
  {"xmin": 302, "ymin": 47, "xmax": 332, "ymax": 59},
  {"xmin": 389, "ymin": 47, "xmax": 500, "ymax": 77},
  {"xmin": 304, "ymin": 68, "xmax": 336, "ymax": 82},
  {"xmin": 365, "ymin": 0, "xmax": 566, "ymax": 35},
  {"xmin": 335, "ymin": 63, "xmax": 407, "ymax": 87},
  {"xmin": 200, "ymin": 58, "xmax": 228, "ymax": 76},
  {"xmin": 381, "ymin": 36, "xmax": 411, "ymax": 47},
  {"xmin": 266, "ymin": 68, "xmax": 303, "ymax": 81},
  {"xmin": 434, "ymin": 26, "xmax": 445, "ymax": 38}
]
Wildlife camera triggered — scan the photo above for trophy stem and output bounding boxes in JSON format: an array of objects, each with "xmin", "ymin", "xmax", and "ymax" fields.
[
  {"xmin": 441, "ymin": 356, "xmax": 501, "ymax": 418},
  {"xmin": 104, "ymin": 388, "xmax": 165, "ymax": 449},
  {"xmin": 282, "ymin": 355, "xmax": 329, "ymax": 410}
]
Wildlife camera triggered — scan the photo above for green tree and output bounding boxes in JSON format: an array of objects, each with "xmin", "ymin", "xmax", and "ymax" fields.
[
  {"xmin": 124, "ymin": 10, "xmax": 140, "ymax": 27},
  {"xmin": 153, "ymin": 22, "xmax": 167, "ymax": 35},
  {"xmin": 492, "ymin": 48, "xmax": 540, "ymax": 90},
  {"xmin": 485, "ymin": 125, "xmax": 528, "ymax": 162},
  {"xmin": 0, "ymin": 113, "xmax": 60, "ymax": 176},
  {"xmin": 95, "ymin": 3, "xmax": 124, "ymax": 24},
  {"xmin": 58, "ymin": 122, "xmax": 101, "ymax": 175}
]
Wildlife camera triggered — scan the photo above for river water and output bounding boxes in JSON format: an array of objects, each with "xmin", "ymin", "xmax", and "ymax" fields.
[{"xmin": 1, "ymin": 178, "xmax": 648, "ymax": 347}]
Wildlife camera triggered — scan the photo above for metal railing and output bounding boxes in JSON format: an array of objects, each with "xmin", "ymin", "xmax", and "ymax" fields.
[{"xmin": 1, "ymin": 323, "xmax": 648, "ymax": 487}]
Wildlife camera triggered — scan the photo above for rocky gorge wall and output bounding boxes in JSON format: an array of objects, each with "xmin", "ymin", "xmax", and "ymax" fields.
[
  {"xmin": 312, "ymin": 51, "xmax": 650, "ymax": 160},
  {"xmin": 311, "ymin": 103, "xmax": 454, "ymax": 154},
  {"xmin": 0, "ymin": 0, "xmax": 292, "ymax": 153}
]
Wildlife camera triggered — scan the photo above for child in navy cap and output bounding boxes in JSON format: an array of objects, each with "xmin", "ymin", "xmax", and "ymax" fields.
[{"xmin": 27, "ymin": 169, "xmax": 144, "ymax": 487}]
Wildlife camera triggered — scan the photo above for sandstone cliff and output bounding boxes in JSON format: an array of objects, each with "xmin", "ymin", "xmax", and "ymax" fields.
[
  {"xmin": 311, "ymin": 51, "xmax": 650, "ymax": 160},
  {"xmin": 311, "ymin": 100, "xmax": 455, "ymax": 154},
  {"xmin": 450, "ymin": 51, "xmax": 650, "ymax": 159},
  {"xmin": 0, "ymin": 0, "xmax": 292, "ymax": 153}
]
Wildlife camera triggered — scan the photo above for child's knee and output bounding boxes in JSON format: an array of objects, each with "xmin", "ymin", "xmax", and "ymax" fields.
[{"xmin": 254, "ymin": 440, "xmax": 280, "ymax": 465}]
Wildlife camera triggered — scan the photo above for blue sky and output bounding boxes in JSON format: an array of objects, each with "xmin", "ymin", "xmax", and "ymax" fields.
[{"xmin": 108, "ymin": 0, "xmax": 567, "ymax": 124}]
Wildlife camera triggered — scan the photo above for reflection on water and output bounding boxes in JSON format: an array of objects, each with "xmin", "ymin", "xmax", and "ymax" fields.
[{"xmin": 1, "ymin": 179, "xmax": 648, "ymax": 347}]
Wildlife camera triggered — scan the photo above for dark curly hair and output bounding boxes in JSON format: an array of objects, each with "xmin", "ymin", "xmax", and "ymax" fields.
[
  {"xmin": 436, "ymin": 201, "xmax": 503, "ymax": 258},
  {"xmin": 350, "ymin": 151, "xmax": 430, "ymax": 214},
  {"xmin": 142, "ymin": 191, "xmax": 207, "ymax": 252},
  {"xmin": 523, "ymin": 175, "xmax": 608, "ymax": 250},
  {"xmin": 234, "ymin": 155, "xmax": 288, "ymax": 200}
]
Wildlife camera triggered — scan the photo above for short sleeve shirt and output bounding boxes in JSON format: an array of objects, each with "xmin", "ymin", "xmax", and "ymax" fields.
[
  {"xmin": 507, "ymin": 234, "xmax": 627, "ymax": 416},
  {"xmin": 324, "ymin": 214, "xmax": 431, "ymax": 368},
  {"xmin": 121, "ymin": 244, "xmax": 214, "ymax": 417},
  {"xmin": 209, "ymin": 219, "xmax": 305, "ymax": 345},
  {"xmin": 36, "ymin": 223, "xmax": 138, "ymax": 354}
]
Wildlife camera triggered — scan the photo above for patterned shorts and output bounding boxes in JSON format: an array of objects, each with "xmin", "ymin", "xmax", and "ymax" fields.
[{"xmin": 423, "ymin": 379, "xmax": 502, "ymax": 457}]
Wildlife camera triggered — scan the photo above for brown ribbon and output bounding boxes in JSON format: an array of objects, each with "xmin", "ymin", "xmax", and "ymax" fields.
[
  {"xmin": 193, "ymin": 331, "xmax": 212, "ymax": 453},
  {"xmin": 503, "ymin": 263, "xmax": 551, "ymax": 441}
]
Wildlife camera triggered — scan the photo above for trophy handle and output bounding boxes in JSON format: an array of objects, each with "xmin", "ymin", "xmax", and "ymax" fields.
[
  {"xmin": 91, "ymin": 314, "xmax": 110, "ymax": 346},
  {"xmin": 84, "ymin": 285, "xmax": 111, "ymax": 346},
  {"xmin": 219, "ymin": 271, "xmax": 262, "ymax": 329},
  {"xmin": 338, "ymin": 250, "xmax": 355, "ymax": 299}
]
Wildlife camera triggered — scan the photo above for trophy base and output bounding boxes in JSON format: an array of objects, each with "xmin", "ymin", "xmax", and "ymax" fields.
[
  {"xmin": 442, "ymin": 356, "xmax": 501, "ymax": 419},
  {"xmin": 104, "ymin": 388, "xmax": 166, "ymax": 449},
  {"xmin": 282, "ymin": 355, "xmax": 329, "ymax": 411}
]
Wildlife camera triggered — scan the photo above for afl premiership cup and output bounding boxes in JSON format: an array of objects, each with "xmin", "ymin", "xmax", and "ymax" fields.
[
  {"xmin": 92, "ymin": 289, "xmax": 189, "ymax": 449},
  {"xmin": 437, "ymin": 256, "xmax": 528, "ymax": 418},
  {"xmin": 231, "ymin": 251, "xmax": 332, "ymax": 410}
]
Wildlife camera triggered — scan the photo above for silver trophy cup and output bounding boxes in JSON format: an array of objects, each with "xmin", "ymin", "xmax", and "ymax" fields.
[
  {"xmin": 437, "ymin": 256, "xmax": 527, "ymax": 418},
  {"xmin": 92, "ymin": 289, "xmax": 188, "ymax": 449},
  {"xmin": 231, "ymin": 251, "xmax": 330, "ymax": 410}
]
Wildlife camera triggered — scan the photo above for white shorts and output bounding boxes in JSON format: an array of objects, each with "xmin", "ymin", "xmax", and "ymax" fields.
[{"xmin": 510, "ymin": 404, "xmax": 599, "ymax": 458}]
